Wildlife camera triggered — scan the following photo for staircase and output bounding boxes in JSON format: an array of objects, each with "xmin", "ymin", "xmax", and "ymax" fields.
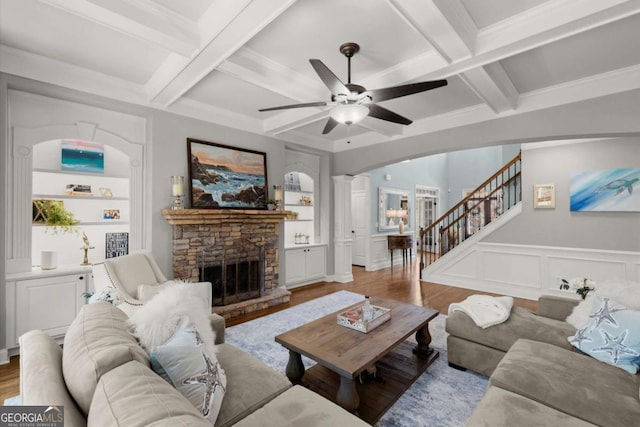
[{"xmin": 419, "ymin": 152, "xmax": 522, "ymax": 277}]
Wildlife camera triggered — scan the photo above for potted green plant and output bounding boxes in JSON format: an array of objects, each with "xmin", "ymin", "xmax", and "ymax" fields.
[{"xmin": 32, "ymin": 199, "xmax": 80, "ymax": 234}]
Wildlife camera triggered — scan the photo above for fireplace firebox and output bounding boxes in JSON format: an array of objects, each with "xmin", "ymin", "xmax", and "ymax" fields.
[{"xmin": 199, "ymin": 249, "xmax": 265, "ymax": 306}]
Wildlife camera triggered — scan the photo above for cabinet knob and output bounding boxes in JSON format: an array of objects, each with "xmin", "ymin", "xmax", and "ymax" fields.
[{"xmin": 79, "ymin": 276, "xmax": 84, "ymax": 280}]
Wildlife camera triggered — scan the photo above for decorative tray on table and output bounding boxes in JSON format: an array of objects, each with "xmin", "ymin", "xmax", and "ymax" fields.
[{"xmin": 337, "ymin": 304, "xmax": 391, "ymax": 333}]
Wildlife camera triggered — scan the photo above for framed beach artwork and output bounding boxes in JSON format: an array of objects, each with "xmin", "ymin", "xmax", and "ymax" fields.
[
  {"xmin": 61, "ymin": 139, "xmax": 104, "ymax": 174},
  {"xmin": 570, "ymin": 168, "xmax": 640, "ymax": 212},
  {"xmin": 533, "ymin": 184, "xmax": 555, "ymax": 209},
  {"xmin": 187, "ymin": 138, "xmax": 268, "ymax": 209}
]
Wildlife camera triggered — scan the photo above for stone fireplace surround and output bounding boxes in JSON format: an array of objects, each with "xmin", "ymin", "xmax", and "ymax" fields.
[{"xmin": 161, "ymin": 209, "xmax": 291, "ymax": 319}]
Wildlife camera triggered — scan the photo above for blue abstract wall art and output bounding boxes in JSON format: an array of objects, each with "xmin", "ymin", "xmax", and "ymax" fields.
[
  {"xmin": 61, "ymin": 139, "xmax": 104, "ymax": 174},
  {"xmin": 570, "ymin": 168, "xmax": 640, "ymax": 212}
]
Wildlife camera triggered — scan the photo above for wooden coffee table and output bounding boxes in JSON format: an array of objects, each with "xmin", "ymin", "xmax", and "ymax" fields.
[{"xmin": 275, "ymin": 296, "xmax": 439, "ymax": 419}]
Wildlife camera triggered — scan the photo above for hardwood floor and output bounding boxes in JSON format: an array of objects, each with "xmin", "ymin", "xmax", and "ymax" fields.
[{"xmin": 0, "ymin": 260, "xmax": 537, "ymax": 402}]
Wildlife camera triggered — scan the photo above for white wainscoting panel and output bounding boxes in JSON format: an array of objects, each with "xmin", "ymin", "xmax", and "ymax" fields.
[
  {"xmin": 424, "ymin": 242, "xmax": 639, "ymax": 300},
  {"xmin": 368, "ymin": 235, "xmax": 391, "ymax": 271}
]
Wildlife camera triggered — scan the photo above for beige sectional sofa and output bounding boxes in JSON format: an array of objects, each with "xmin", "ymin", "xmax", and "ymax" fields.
[
  {"xmin": 446, "ymin": 295, "xmax": 640, "ymax": 426},
  {"xmin": 19, "ymin": 302, "xmax": 368, "ymax": 427}
]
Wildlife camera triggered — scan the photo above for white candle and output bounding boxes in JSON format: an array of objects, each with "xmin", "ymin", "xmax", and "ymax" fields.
[
  {"xmin": 41, "ymin": 250, "xmax": 58, "ymax": 270},
  {"xmin": 172, "ymin": 183, "xmax": 183, "ymax": 196}
]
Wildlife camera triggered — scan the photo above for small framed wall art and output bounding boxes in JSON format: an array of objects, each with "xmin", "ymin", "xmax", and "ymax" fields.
[{"xmin": 533, "ymin": 184, "xmax": 555, "ymax": 209}]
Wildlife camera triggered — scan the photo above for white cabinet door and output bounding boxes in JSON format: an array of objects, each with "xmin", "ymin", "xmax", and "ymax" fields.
[
  {"xmin": 285, "ymin": 249, "xmax": 307, "ymax": 285},
  {"xmin": 305, "ymin": 246, "xmax": 326, "ymax": 281},
  {"xmin": 13, "ymin": 274, "xmax": 86, "ymax": 346}
]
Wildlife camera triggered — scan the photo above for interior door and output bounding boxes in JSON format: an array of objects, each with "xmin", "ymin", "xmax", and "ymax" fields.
[{"xmin": 351, "ymin": 190, "xmax": 367, "ymax": 266}]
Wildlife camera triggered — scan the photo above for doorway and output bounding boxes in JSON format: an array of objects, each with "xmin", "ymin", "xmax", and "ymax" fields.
[
  {"xmin": 415, "ymin": 185, "xmax": 439, "ymax": 248},
  {"xmin": 351, "ymin": 175, "xmax": 370, "ymax": 267}
]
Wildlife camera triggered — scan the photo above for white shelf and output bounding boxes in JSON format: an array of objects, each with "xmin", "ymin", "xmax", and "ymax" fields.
[
  {"xmin": 33, "ymin": 194, "xmax": 129, "ymax": 201},
  {"xmin": 33, "ymin": 168, "xmax": 129, "ymax": 179},
  {"xmin": 284, "ymin": 189, "xmax": 313, "ymax": 194}
]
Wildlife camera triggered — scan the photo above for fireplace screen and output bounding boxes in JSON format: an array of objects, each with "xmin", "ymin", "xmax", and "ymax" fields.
[{"xmin": 199, "ymin": 249, "xmax": 265, "ymax": 306}]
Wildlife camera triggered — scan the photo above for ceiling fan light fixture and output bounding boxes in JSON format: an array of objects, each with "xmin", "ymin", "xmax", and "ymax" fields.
[{"xmin": 330, "ymin": 104, "xmax": 368, "ymax": 125}]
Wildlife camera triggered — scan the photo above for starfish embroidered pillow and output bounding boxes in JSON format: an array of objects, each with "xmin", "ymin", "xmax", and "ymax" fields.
[
  {"xmin": 151, "ymin": 327, "xmax": 227, "ymax": 423},
  {"xmin": 569, "ymin": 296, "xmax": 640, "ymax": 374}
]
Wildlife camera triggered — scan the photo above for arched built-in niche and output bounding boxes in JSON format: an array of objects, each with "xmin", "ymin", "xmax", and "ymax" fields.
[{"xmin": 9, "ymin": 122, "xmax": 144, "ymax": 273}]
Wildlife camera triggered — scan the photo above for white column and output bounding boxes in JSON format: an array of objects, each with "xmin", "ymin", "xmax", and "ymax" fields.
[{"xmin": 333, "ymin": 175, "xmax": 354, "ymax": 283}]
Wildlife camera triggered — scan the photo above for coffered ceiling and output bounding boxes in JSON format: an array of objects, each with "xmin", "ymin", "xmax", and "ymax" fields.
[{"xmin": 1, "ymin": 0, "xmax": 639, "ymax": 154}]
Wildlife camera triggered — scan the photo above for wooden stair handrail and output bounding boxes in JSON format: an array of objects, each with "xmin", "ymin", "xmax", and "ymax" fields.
[{"xmin": 419, "ymin": 152, "xmax": 522, "ymax": 275}]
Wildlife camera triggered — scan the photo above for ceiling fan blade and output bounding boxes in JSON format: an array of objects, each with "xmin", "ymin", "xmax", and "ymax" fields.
[
  {"xmin": 322, "ymin": 117, "xmax": 339, "ymax": 135},
  {"xmin": 309, "ymin": 59, "xmax": 351, "ymax": 96},
  {"xmin": 367, "ymin": 104, "xmax": 412, "ymax": 125},
  {"xmin": 367, "ymin": 80, "xmax": 448, "ymax": 102},
  {"xmin": 258, "ymin": 101, "xmax": 328, "ymax": 112}
]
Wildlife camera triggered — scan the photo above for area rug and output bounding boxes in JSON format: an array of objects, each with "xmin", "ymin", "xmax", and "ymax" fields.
[{"xmin": 225, "ymin": 290, "xmax": 488, "ymax": 426}]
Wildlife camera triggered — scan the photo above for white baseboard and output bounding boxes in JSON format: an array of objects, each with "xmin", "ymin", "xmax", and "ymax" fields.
[{"xmin": 0, "ymin": 348, "xmax": 9, "ymax": 365}]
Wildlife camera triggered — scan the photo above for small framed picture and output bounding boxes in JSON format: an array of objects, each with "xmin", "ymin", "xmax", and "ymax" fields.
[
  {"xmin": 533, "ymin": 184, "xmax": 555, "ymax": 209},
  {"xmin": 103, "ymin": 209, "xmax": 121, "ymax": 220}
]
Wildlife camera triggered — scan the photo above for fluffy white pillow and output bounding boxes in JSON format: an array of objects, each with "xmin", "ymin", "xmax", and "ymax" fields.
[
  {"xmin": 566, "ymin": 279, "xmax": 640, "ymax": 328},
  {"xmin": 127, "ymin": 282, "xmax": 216, "ymax": 354}
]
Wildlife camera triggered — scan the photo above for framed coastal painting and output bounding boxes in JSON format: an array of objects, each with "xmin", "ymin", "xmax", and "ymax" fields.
[
  {"xmin": 61, "ymin": 139, "xmax": 104, "ymax": 174},
  {"xmin": 570, "ymin": 168, "xmax": 640, "ymax": 212},
  {"xmin": 186, "ymin": 138, "xmax": 268, "ymax": 209}
]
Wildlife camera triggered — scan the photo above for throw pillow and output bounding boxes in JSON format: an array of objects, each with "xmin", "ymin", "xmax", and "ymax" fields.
[
  {"xmin": 566, "ymin": 279, "xmax": 640, "ymax": 328},
  {"xmin": 150, "ymin": 327, "xmax": 227, "ymax": 423},
  {"xmin": 569, "ymin": 296, "xmax": 640, "ymax": 374},
  {"xmin": 127, "ymin": 282, "xmax": 216, "ymax": 354}
]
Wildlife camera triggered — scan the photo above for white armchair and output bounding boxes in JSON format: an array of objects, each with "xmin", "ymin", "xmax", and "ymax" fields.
[{"xmin": 93, "ymin": 252, "xmax": 224, "ymax": 343}]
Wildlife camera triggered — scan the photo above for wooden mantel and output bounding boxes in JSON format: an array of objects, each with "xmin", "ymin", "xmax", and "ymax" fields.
[{"xmin": 161, "ymin": 208, "xmax": 290, "ymax": 225}]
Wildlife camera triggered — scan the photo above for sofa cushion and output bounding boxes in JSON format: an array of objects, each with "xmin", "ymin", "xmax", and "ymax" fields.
[
  {"xmin": 89, "ymin": 360, "xmax": 209, "ymax": 427},
  {"xmin": 490, "ymin": 339, "xmax": 640, "ymax": 427},
  {"xmin": 151, "ymin": 327, "xmax": 227, "ymax": 423},
  {"xmin": 569, "ymin": 296, "xmax": 640, "ymax": 374},
  {"xmin": 446, "ymin": 306, "xmax": 575, "ymax": 352},
  {"xmin": 63, "ymin": 302, "xmax": 150, "ymax": 415},
  {"xmin": 19, "ymin": 330, "xmax": 87, "ymax": 427},
  {"xmin": 214, "ymin": 343, "xmax": 291, "ymax": 427},
  {"xmin": 465, "ymin": 386, "xmax": 597, "ymax": 427},
  {"xmin": 233, "ymin": 385, "xmax": 369, "ymax": 427}
]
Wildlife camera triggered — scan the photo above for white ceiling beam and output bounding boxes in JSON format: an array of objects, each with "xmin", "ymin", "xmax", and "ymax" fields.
[
  {"xmin": 0, "ymin": 44, "xmax": 147, "ymax": 105},
  {"xmin": 263, "ymin": 108, "xmax": 328, "ymax": 135},
  {"xmin": 459, "ymin": 63, "xmax": 518, "ymax": 113},
  {"xmin": 476, "ymin": 0, "xmax": 637, "ymax": 54},
  {"xmin": 168, "ymin": 97, "xmax": 264, "ymax": 134},
  {"xmin": 217, "ymin": 47, "xmax": 327, "ymax": 104},
  {"xmin": 385, "ymin": 0, "xmax": 474, "ymax": 63},
  {"xmin": 40, "ymin": 0, "xmax": 198, "ymax": 57},
  {"xmin": 149, "ymin": 0, "xmax": 298, "ymax": 107}
]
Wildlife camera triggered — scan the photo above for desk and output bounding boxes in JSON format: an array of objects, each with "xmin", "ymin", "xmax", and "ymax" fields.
[{"xmin": 387, "ymin": 234, "xmax": 413, "ymax": 266}]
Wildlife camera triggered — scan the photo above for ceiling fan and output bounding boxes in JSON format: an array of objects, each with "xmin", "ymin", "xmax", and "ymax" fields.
[{"xmin": 259, "ymin": 42, "xmax": 448, "ymax": 135}]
